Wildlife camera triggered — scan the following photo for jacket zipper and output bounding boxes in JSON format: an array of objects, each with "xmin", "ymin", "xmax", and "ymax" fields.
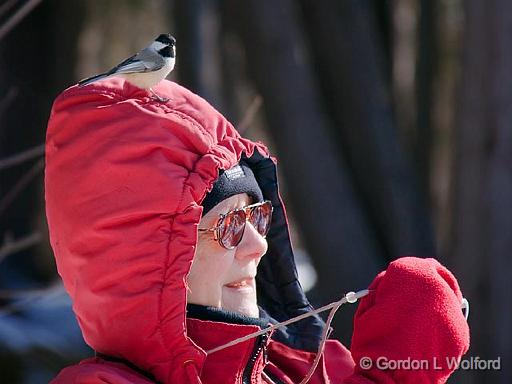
[{"xmin": 242, "ymin": 332, "xmax": 269, "ymax": 384}]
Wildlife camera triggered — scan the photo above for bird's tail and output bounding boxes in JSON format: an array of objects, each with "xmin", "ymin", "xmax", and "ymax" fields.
[{"xmin": 78, "ymin": 73, "xmax": 110, "ymax": 87}]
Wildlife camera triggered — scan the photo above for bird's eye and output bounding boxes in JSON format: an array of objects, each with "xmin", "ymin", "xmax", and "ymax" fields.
[
  {"xmin": 158, "ymin": 46, "xmax": 173, "ymax": 58},
  {"xmin": 156, "ymin": 33, "xmax": 176, "ymax": 46}
]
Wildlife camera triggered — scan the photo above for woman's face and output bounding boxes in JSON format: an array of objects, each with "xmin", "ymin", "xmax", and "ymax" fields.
[{"xmin": 187, "ymin": 193, "xmax": 268, "ymax": 317}]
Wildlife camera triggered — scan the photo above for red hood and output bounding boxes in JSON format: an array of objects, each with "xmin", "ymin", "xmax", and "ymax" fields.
[{"xmin": 45, "ymin": 78, "xmax": 268, "ymax": 383}]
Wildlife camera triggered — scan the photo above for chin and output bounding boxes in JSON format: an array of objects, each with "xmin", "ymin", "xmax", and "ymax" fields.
[
  {"xmin": 235, "ymin": 306, "xmax": 260, "ymax": 318},
  {"xmin": 239, "ymin": 305, "xmax": 259, "ymax": 318},
  {"xmin": 223, "ymin": 302, "xmax": 259, "ymax": 317},
  {"xmin": 222, "ymin": 296, "xmax": 259, "ymax": 317}
]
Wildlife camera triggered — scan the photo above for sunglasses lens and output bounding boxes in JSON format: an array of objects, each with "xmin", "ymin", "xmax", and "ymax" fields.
[
  {"xmin": 219, "ymin": 210, "xmax": 246, "ymax": 249},
  {"xmin": 249, "ymin": 201, "xmax": 273, "ymax": 237},
  {"xmin": 215, "ymin": 201, "xmax": 273, "ymax": 249}
]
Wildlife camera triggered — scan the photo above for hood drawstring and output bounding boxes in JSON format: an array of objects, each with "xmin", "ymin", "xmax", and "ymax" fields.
[{"xmin": 206, "ymin": 290, "xmax": 370, "ymax": 384}]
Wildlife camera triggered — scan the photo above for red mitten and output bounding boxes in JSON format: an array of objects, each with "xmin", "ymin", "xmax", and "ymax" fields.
[{"xmin": 344, "ymin": 257, "xmax": 470, "ymax": 384}]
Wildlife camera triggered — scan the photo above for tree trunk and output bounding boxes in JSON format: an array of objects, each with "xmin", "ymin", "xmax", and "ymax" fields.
[
  {"xmin": 173, "ymin": 0, "xmax": 203, "ymax": 95},
  {"xmin": 486, "ymin": 1, "xmax": 512, "ymax": 381},
  {"xmin": 223, "ymin": 0, "xmax": 383, "ymax": 342},
  {"xmin": 299, "ymin": 0, "xmax": 436, "ymax": 260},
  {"xmin": 452, "ymin": 0, "xmax": 512, "ymax": 382},
  {"xmin": 416, "ymin": 0, "xmax": 436, "ymax": 195}
]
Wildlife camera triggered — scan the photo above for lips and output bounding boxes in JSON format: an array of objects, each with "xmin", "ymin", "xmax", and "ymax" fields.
[{"xmin": 224, "ymin": 277, "xmax": 254, "ymax": 289}]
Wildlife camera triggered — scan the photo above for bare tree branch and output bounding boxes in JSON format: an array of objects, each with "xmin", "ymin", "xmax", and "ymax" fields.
[
  {"xmin": 0, "ymin": 86, "xmax": 18, "ymax": 120},
  {"xmin": 0, "ymin": 143, "xmax": 44, "ymax": 171},
  {"xmin": 0, "ymin": 0, "xmax": 19, "ymax": 19},
  {"xmin": 0, "ymin": 280, "xmax": 64, "ymax": 318},
  {"xmin": 0, "ymin": 0, "xmax": 44, "ymax": 41},
  {"xmin": 0, "ymin": 158, "xmax": 44, "ymax": 216},
  {"xmin": 0, "ymin": 280, "xmax": 62, "ymax": 299},
  {"xmin": 0, "ymin": 231, "xmax": 42, "ymax": 264},
  {"xmin": 237, "ymin": 94, "xmax": 263, "ymax": 135}
]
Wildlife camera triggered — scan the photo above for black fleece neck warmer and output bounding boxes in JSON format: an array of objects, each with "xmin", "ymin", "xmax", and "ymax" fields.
[
  {"xmin": 186, "ymin": 303, "xmax": 269, "ymax": 328},
  {"xmin": 201, "ymin": 161, "xmax": 264, "ymax": 215}
]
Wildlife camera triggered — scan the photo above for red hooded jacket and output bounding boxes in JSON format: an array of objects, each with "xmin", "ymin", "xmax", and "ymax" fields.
[{"xmin": 45, "ymin": 78, "xmax": 469, "ymax": 383}]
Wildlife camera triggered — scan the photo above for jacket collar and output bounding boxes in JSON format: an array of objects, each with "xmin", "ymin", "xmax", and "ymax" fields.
[{"xmin": 186, "ymin": 316, "xmax": 270, "ymax": 384}]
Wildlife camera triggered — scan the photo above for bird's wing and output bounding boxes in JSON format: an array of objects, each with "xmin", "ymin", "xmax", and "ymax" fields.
[
  {"xmin": 109, "ymin": 54, "xmax": 138, "ymax": 72},
  {"xmin": 109, "ymin": 49, "xmax": 165, "ymax": 75}
]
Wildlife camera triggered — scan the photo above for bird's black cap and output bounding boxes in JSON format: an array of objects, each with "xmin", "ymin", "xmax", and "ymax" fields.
[{"xmin": 156, "ymin": 33, "xmax": 176, "ymax": 46}]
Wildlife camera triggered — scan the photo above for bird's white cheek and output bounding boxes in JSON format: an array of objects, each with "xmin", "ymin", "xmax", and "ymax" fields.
[
  {"xmin": 168, "ymin": 58, "xmax": 176, "ymax": 72},
  {"xmin": 150, "ymin": 41, "xmax": 168, "ymax": 51}
]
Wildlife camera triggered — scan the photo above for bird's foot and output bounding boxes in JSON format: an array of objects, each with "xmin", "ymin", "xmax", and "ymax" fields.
[{"xmin": 149, "ymin": 88, "xmax": 169, "ymax": 103}]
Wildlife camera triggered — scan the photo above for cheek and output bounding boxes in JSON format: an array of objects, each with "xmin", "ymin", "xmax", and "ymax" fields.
[{"xmin": 189, "ymin": 240, "xmax": 233, "ymax": 286}]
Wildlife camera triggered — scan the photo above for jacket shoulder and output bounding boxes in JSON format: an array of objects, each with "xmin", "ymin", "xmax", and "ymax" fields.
[{"xmin": 51, "ymin": 358, "xmax": 155, "ymax": 384}]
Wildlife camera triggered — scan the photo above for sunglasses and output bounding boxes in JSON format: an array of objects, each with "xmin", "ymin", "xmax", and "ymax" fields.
[{"xmin": 198, "ymin": 200, "xmax": 273, "ymax": 249}]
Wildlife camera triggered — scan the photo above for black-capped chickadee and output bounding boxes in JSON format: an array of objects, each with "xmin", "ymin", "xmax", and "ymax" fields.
[{"xmin": 78, "ymin": 33, "xmax": 176, "ymax": 99}]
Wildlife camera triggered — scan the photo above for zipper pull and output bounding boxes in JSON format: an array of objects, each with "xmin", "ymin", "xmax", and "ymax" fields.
[{"xmin": 261, "ymin": 332, "xmax": 269, "ymax": 365}]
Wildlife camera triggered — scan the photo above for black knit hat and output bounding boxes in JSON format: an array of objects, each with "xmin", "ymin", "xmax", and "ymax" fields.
[{"xmin": 201, "ymin": 161, "xmax": 264, "ymax": 215}]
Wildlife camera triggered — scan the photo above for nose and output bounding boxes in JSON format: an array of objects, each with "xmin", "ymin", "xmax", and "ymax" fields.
[{"xmin": 234, "ymin": 221, "xmax": 268, "ymax": 261}]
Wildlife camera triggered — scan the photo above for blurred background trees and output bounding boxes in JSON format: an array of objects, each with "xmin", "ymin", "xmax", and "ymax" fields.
[{"xmin": 0, "ymin": 0, "xmax": 509, "ymax": 382}]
